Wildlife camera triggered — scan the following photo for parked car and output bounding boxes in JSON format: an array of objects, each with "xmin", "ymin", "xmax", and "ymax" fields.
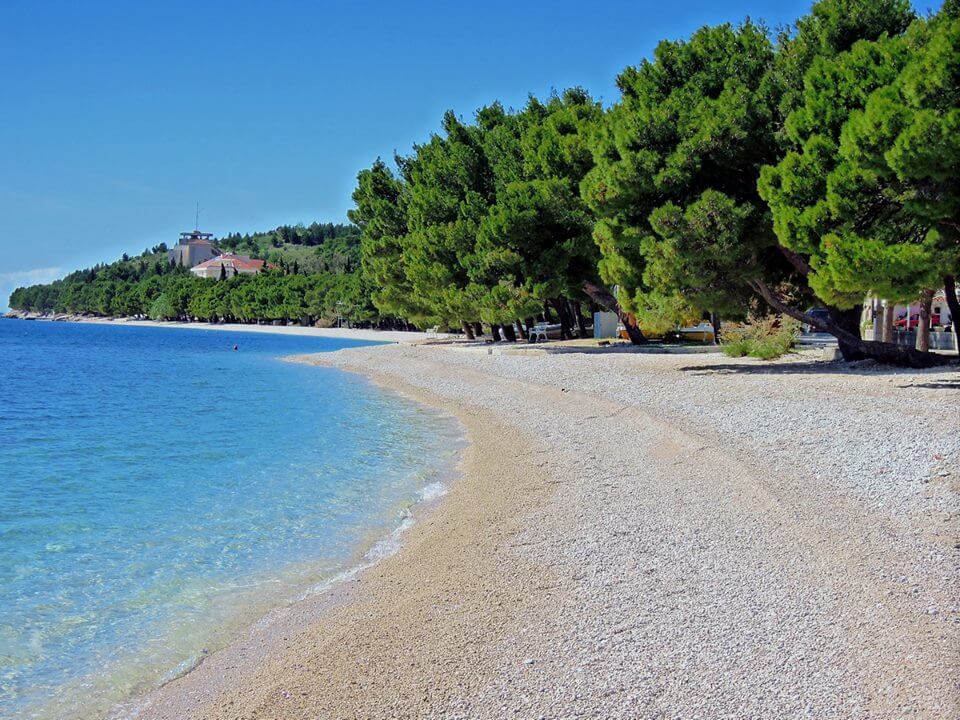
[
  {"xmin": 895, "ymin": 311, "xmax": 942, "ymax": 328},
  {"xmin": 802, "ymin": 307, "xmax": 831, "ymax": 334}
]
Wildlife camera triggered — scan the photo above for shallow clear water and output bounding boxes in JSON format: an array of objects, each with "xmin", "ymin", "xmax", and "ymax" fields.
[{"xmin": 0, "ymin": 320, "xmax": 462, "ymax": 719}]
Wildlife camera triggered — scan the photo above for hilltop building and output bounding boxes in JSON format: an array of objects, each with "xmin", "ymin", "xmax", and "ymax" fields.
[
  {"xmin": 190, "ymin": 253, "xmax": 267, "ymax": 279},
  {"xmin": 168, "ymin": 230, "xmax": 217, "ymax": 268}
]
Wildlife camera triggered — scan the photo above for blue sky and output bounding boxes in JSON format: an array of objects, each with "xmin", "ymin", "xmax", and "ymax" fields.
[{"xmin": 0, "ymin": 0, "xmax": 936, "ymax": 307}]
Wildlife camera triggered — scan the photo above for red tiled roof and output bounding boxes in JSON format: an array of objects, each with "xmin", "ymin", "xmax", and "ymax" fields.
[{"xmin": 192, "ymin": 254, "xmax": 266, "ymax": 272}]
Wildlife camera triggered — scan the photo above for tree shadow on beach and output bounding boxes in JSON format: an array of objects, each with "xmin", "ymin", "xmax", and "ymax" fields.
[
  {"xmin": 678, "ymin": 359, "xmax": 960, "ymax": 379},
  {"xmin": 895, "ymin": 378, "xmax": 960, "ymax": 390}
]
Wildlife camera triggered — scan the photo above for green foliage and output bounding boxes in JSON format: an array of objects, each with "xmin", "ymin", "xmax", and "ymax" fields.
[
  {"xmin": 644, "ymin": 191, "xmax": 763, "ymax": 316},
  {"xmin": 473, "ymin": 179, "xmax": 590, "ymax": 321},
  {"xmin": 219, "ymin": 222, "xmax": 358, "ymax": 251},
  {"xmin": 352, "ymin": 89, "xmax": 604, "ymax": 330},
  {"xmin": 471, "ymin": 91, "xmax": 603, "ymax": 322},
  {"xmin": 400, "ymin": 111, "xmax": 494, "ymax": 326},
  {"xmin": 721, "ymin": 313, "xmax": 800, "ymax": 359},
  {"xmin": 760, "ymin": 5, "xmax": 960, "ymax": 310},
  {"xmin": 578, "ymin": 0, "xmax": 935, "ymax": 342},
  {"xmin": 633, "ymin": 293, "xmax": 701, "ymax": 337},
  {"xmin": 349, "ymin": 159, "xmax": 427, "ymax": 322},
  {"xmin": 772, "ymin": 0, "xmax": 915, "ymax": 121},
  {"xmin": 149, "ymin": 293, "xmax": 176, "ymax": 321},
  {"xmin": 583, "ymin": 20, "xmax": 782, "ymax": 325},
  {"xmin": 11, "ymin": 270, "xmax": 377, "ymax": 325}
]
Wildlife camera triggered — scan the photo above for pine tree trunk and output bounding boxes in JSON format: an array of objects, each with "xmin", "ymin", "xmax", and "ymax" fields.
[
  {"xmin": 943, "ymin": 274, "xmax": 960, "ymax": 359},
  {"xmin": 461, "ymin": 320, "xmax": 475, "ymax": 340},
  {"xmin": 581, "ymin": 281, "xmax": 647, "ymax": 345},
  {"xmin": 748, "ymin": 278, "xmax": 951, "ymax": 367},
  {"xmin": 515, "ymin": 319, "xmax": 527, "ymax": 341},
  {"xmin": 916, "ymin": 289, "xmax": 934, "ymax": 352},
  {"xmin": 552, "ymin": 300, "xmax": 572, "ymax": 340},
  {"xmin": 565, "ymin": 300, "xmax": 578, "ymax": 337},
  {"xmin": 489, "ymin": 324, "xmax": 501, "ymax": 342},
  {"xmin": 502, "ymin": 322, "xmax": 517, "ymax": 342},
  {"xmin": 472, "ymin": 322, "xmax": 483, "ymax": 338},
  {"xmin": 621, "ymin": 314, "xmax": 646, "ymax": 345},
  {"xmin": 572, "ymin": 301, "xmax": 588, "ymax": 338},
  {"xmin": 828, "ymin": 307, "xmax": 866, "ymax": 361},
  {"xmin": 710, "ymin": 312, "xmax": 721, "ymax": 344},
  {"xmin": 882, "ymin": 302, "xmax": 895, "ymax": 343}
]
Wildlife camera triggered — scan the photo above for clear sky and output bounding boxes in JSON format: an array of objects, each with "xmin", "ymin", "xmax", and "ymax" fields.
[{"xmin": 0, "ymin": 0, "xmax": 936, "ymax": 308}]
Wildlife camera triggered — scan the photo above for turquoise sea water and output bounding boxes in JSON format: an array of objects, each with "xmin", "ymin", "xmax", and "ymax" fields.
[{"xmin": 0, "ymin": 320, "xmax": 462, "ymax": 719}]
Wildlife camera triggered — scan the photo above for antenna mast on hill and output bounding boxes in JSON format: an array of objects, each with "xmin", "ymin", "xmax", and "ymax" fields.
[{"xmin": 195, "ymin": 202, "xmax": 200, "ymax": 232}]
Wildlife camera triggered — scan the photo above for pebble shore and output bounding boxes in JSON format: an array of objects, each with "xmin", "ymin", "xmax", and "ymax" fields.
[{"xmin": 133, "ymin": 343, "xmax": 959, "ymax": 719}]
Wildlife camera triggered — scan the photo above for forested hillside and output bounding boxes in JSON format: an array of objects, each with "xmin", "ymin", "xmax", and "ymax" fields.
[
  {"xmin": 8, "ymin": 223, "xmax": 382, "ymax": 326},
  {"xmin": 219, "ymin": 223, "xmax": 361, "ymax": 274}
]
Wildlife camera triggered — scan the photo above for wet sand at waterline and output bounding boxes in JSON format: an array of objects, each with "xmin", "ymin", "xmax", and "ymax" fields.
[{"xmin": 131, "ymin": 344, "xmax": 959, "ymax": 719}]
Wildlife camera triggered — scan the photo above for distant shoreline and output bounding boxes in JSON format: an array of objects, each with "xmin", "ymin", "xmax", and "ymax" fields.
[{"xmin": 2, "ymin": 312, "xmax": 441, "ymax": 344}]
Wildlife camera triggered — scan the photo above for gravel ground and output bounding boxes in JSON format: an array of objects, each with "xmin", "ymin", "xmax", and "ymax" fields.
[
  {"xmin": 329, "ymin": 346, "xmax": 959, "ymax": 718},
  {"xmin": 450, "ymin": 347, "xmax": 960, "ymax": 519},
  {"xmin": 137, "ymin": 344, "xmax": 959, "ymax": 719}
]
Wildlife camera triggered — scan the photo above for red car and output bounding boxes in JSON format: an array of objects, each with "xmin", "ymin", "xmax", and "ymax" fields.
[{"xmin": 895, "ymin": 312, "xmax": 942, "ymax": 328}]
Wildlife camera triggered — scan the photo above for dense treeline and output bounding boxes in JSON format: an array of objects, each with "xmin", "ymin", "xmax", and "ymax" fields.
[
  {"xmin": 221, "ymin": 222, "xmax": 357, "ymax": 250},
  {"xmin": 350, "ymin": 90, "xmax": 625, "ymax": 342},
  {"xmin": 349, "ymin": 0, "xmax": 959, "ymax": 363},
  {"xmin": 10, "ymin": 0, "xmax": 960, "ymax": 364}
]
